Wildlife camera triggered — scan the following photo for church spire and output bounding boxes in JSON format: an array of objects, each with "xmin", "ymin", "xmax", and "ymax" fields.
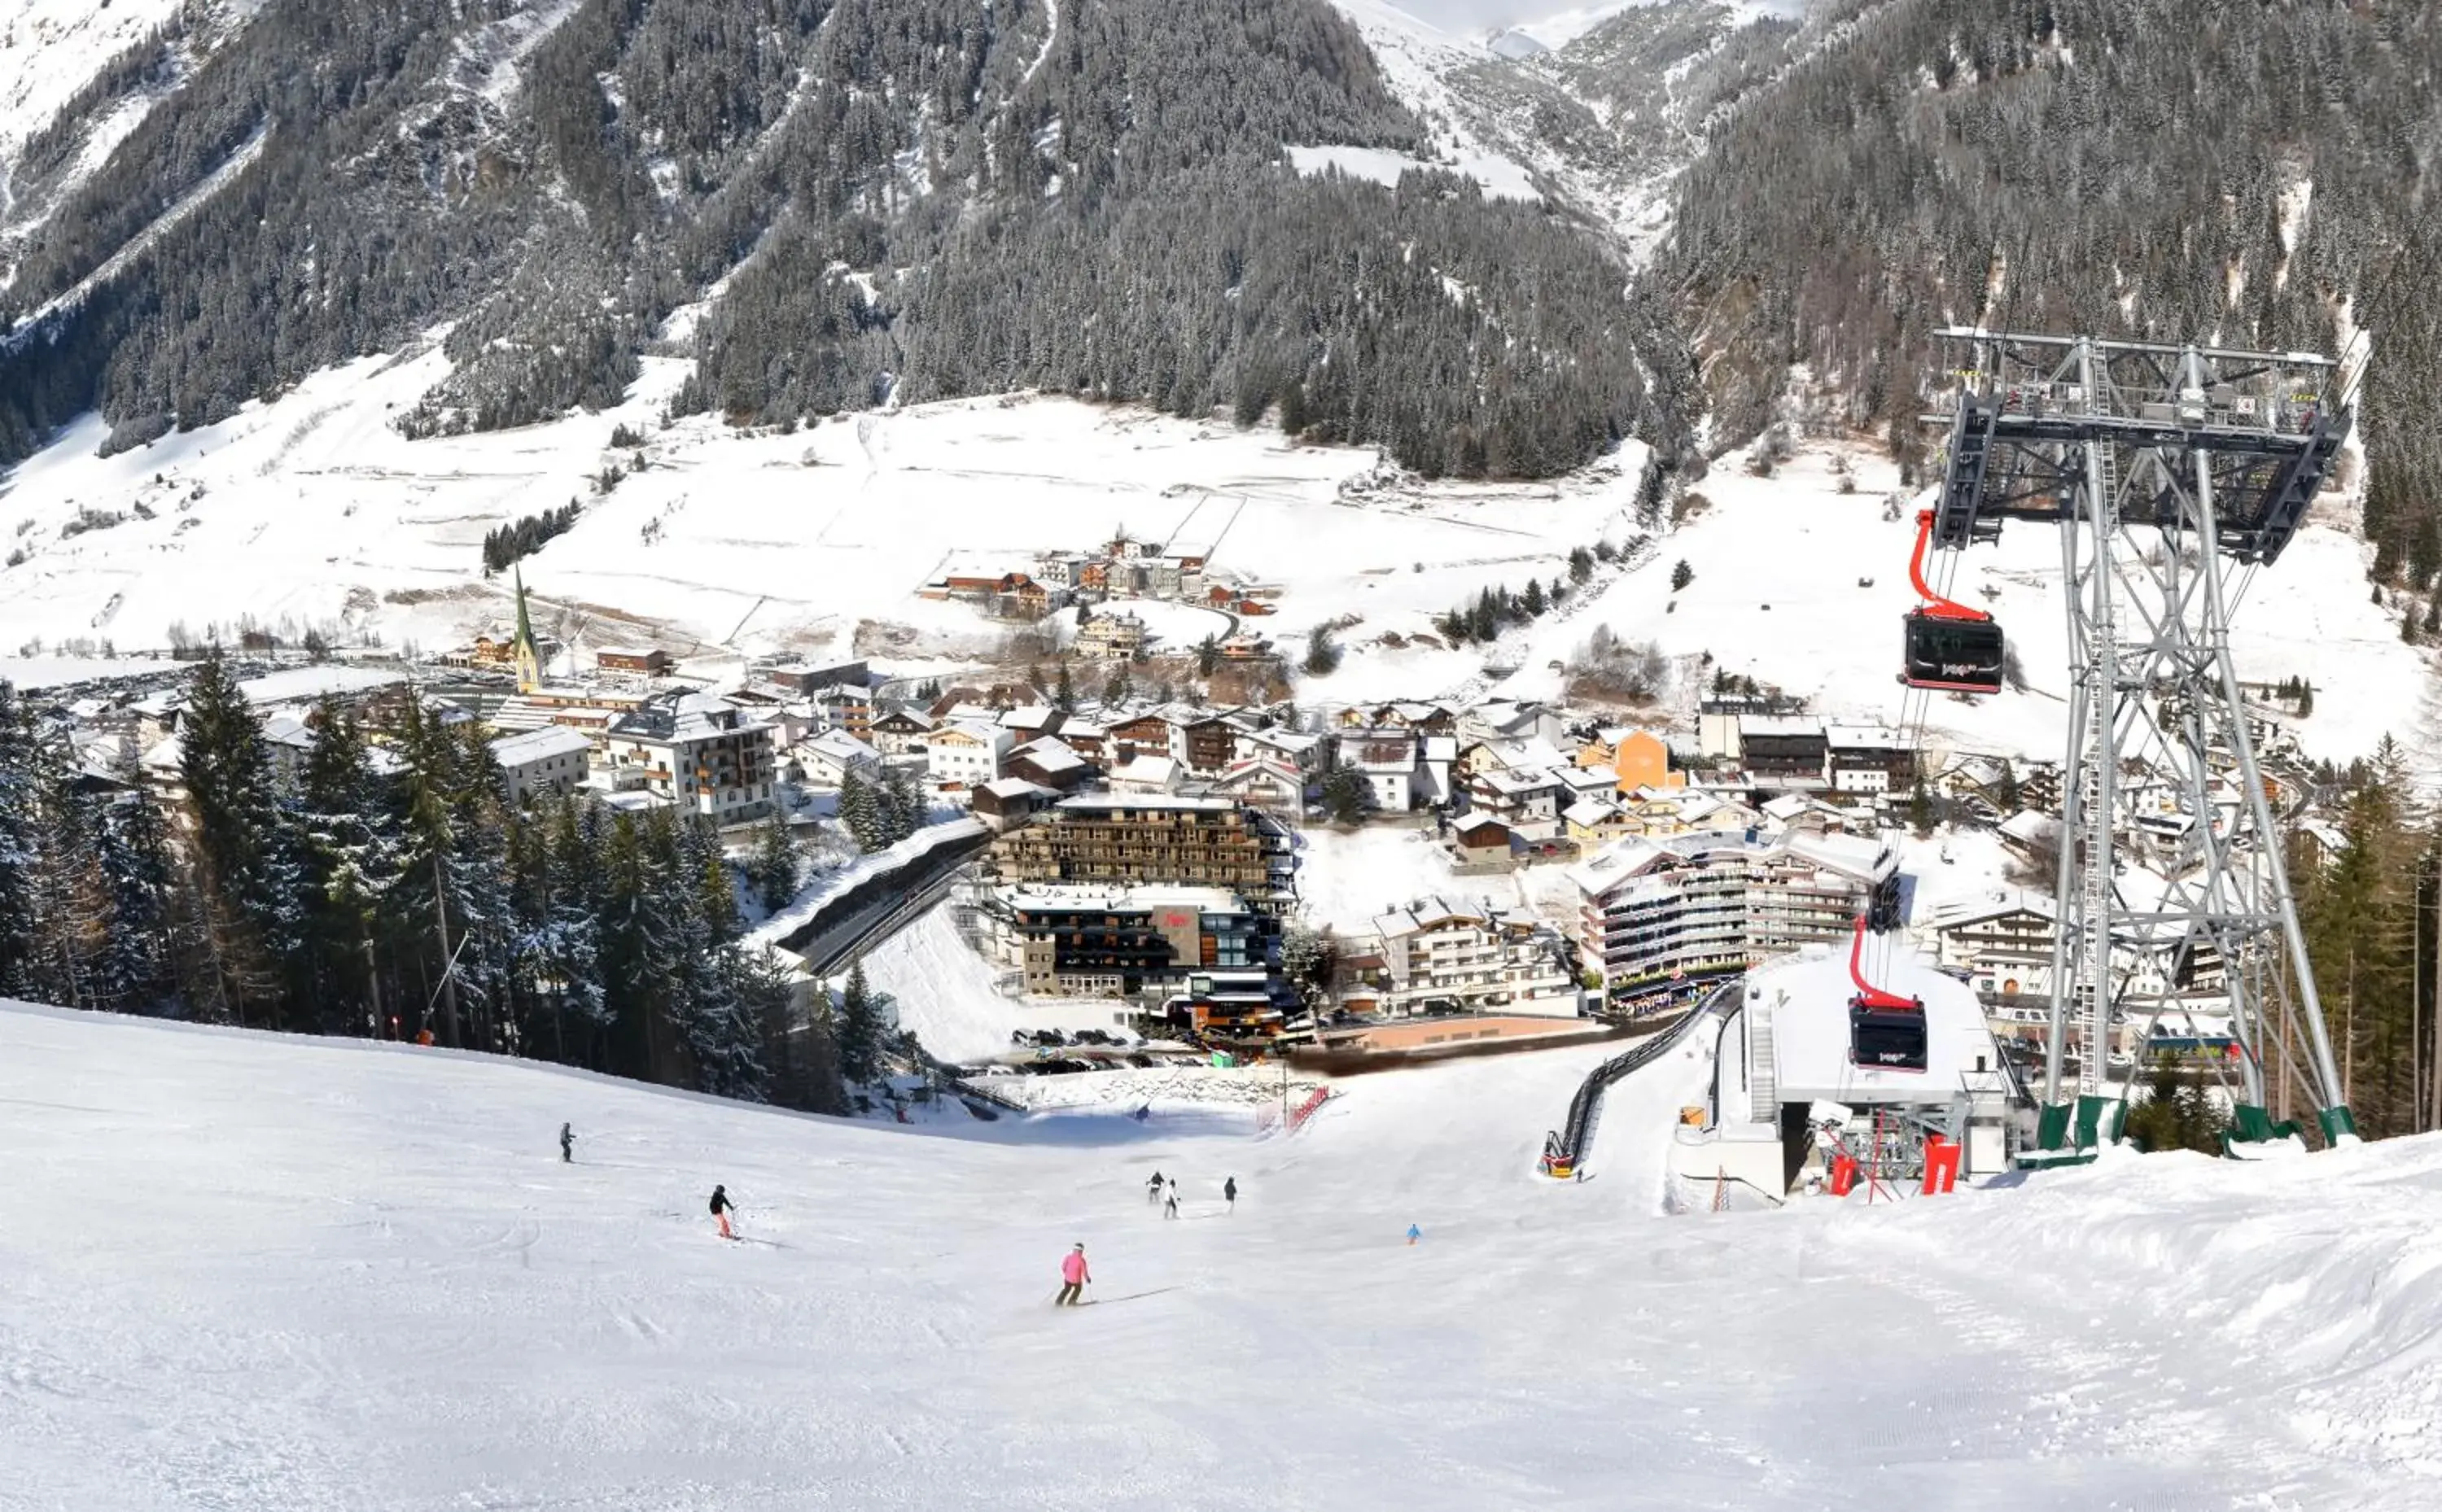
[{"xmin": 511, "ymin": 567, "xmax": 542, "ymax": 694}]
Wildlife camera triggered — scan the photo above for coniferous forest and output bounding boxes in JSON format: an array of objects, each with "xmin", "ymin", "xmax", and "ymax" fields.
[
  {"xmin": 0, "ymin": 660, "xmax": 847, "ymax": 1114},
  {"xmin": 0, "ymin": 0, "xmax": 1681, "ymax": 482}
]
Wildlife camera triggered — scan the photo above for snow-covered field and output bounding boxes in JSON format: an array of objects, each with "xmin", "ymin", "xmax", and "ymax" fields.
[
  {"xmin": 0, "ymin": 347, "xmax": 1636, "ymax": 684},
  {"xmin": 1490, "ymin": 439, "xmax": 2430, "ymax": 772},
  {"xmin": 6, "ymin": 999, "xmax": 2434, "ymax": 1508},
  {"xmin": 0, "ymin": 317, "xmax": 2422, "ymax": 776}
]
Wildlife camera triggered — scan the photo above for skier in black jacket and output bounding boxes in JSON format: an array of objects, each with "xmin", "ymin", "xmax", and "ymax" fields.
[
  {"xmin": 559, "ymin": 1123, "xmax": 574, "ymax": 1163},
  {"xmin": 710, "ymin": 1184, "xmax": 736, "ymax": 1239}
]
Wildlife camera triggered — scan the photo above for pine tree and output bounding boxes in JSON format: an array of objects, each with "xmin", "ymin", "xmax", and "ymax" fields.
[
  {"xmin": 1909, "ymin": 778, "xmax": 1933, "ymax": 838},
  {"xmin": 749, "ymin": 814, "xmax": 799, "ymax": 913},
  {"xmin": 1671, "ymin": 560, "xmax": 1694, "ymax": 592},
  {"xmin": 1522, "ymin": 578, "xmax": 1547, "ymax": 616},
  {"xmin": 1322, "ymin": 767, "xmax": 1368, "ymax": 826},
  {"xmin": 881, "ymin": 766, "xmax": 926, "ymax": 847},
  {"xmin": 1197, "ymin": 635, "xmax": 1222, "ymax": 675},
  {"xmin": 1569, "ymin": 546, "xmax": 1595, "ymax": 584},
  {"xmin": 1055, "ymin": 660, "xmax": 1076, "ymax": 712},
  {"xmin": 177, "ymin": 649, "xmax": 294, "ymax": 1028},
  {"xmin": 91, "ymin": 789, "xmax": 177, "ymax": 1012},
  {"xmin": 838, "ymin": 770, "xmax": 880, "ymax": 850},
  {"xmin": 291, "ymin": 698, "xmax": 394, "ymax": 1034},
  {"xmin": 837, "ymin": 957, "xmax": 888, "ymax": 1085},
  {"xmin": 1303, "ymin": 627, "xmax": 1341, "ymax": 676},
  {"xmin": 0, "ymin": 683, "xmax": 49, "ymax": 998},
  {"xmin": 1104, "ymin": 661, "xmax": 1131, "ymax": 705}
]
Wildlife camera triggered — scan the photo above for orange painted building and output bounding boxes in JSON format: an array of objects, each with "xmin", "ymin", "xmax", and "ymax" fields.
[{"xmin": 1578, "ymin": 728, "xmax": 1683, "ymax": 793}]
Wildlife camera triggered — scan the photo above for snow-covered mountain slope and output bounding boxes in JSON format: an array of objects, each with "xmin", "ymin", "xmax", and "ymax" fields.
[
  {"xmin": 1316, "ymin": 0, "xmax": 1804, "ymax": 259},
  {"xmin": 1, "ymin": 323, "xmax": 2424, "ymax": 776},
  {"xmin": 5, "ymin": 998, "xmax": 2435, "ymax": 1506},
  {"xmin": 0, "ymin": 0, "xmax": 185, "ymax": 155},
  {"xmin": 0, "ymin": 0, "xmax": 239, "ymax": 281},
  {"xmin": 0, "ymin": 343, "xmax": 1643, "ymax": 681},
  {"xmin": 1485, "ymin": 437, "xmax": 2433, "ymax": 772}
]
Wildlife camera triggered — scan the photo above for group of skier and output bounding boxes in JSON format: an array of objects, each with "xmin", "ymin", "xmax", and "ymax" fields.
[
  {"xmin": 1143, "ymin": 1169, "xmax": 1235, "ymax": 1219},
  {"xmin": 551, "ymin": 1125, "xmax": 1311, "ymax": 1309}
]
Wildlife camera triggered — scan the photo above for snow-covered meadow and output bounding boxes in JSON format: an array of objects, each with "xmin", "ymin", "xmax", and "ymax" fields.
[
  {"xmin": 3, "ymin": 999, "xmax": 2433, "ymax": 1509},
  {"xmin": 0, "ymin": 345, "xmax": 1640, "ymax": 685}
]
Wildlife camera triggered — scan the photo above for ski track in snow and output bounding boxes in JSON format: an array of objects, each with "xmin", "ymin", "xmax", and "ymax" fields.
[{"xmin": 2, "ymin": 999, "xmax": 2433, "ymax": 1508}]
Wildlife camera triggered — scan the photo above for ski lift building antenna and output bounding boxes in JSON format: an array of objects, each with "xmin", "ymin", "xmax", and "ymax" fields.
[{"xmin": 1921, "ymin": 328, "xmax": 2359, "ymax": 1153}]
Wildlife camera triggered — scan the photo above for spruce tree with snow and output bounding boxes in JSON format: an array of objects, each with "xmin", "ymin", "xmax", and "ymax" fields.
[
  {"xmin": 529, "ymin": 794, "xmax": 611, "ymax": 1063},
  {"xmin": 1302, "ymin": 627, "xmax": 1341, "ymax": 676},
  {"xmin": 749, "ymin": 814, "xmax": 800, "ymax": 914},
  {"xmin": 0, "ymin": 683, "xmax": 47, "ymax": 998},
  {"xmin": 836, "ymin": 958, "xmax": 888, "ymax": 1086},
  {"xmin": 292, "ymin": 699, "xmax": 396, "ymax": 1033},
  {"xmin": 177, "ymin": 650, "xmax": 297, "ymax": 1028},
  {"xmin": 880, "ymin": 767, "xmax": 926, "ymax": 847},
  {"xmin": 91, "ymin": 788, "xmax": 178, "ymax": 1012},
  {"xmin": 1103, "ymin": 662, "xmax": 1131, "ymax": 706},
  {"xmin": 838, "ymin": 770, "xmax": 882, "ymax": 851}
]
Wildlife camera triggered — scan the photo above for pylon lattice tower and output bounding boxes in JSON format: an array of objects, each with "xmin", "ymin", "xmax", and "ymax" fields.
[{"xmin": 1925, "ymin": 330, "xmax": 2361, "ymax": 1151}]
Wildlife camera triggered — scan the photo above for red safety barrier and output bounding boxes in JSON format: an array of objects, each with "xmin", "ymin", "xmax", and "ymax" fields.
[
  {"xmin": 1288, "ymin": 1086, "xmax": 1332, "ymax": 1134},
  {"xmin": 1829, "ymin": 1153, "xmax": 1858, "ymax": 1197},
  {"xmin": 1920, "ymin": 1135, "xmax": 1963, "ymax": 1195}
]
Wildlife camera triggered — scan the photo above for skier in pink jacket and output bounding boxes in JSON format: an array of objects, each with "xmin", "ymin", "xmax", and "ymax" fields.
[{"xmin": 1056, "ymin": 1243, "xmax": 1092, "ymax": 1306}]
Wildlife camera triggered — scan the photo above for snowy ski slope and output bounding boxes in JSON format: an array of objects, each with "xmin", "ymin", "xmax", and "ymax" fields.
[{"xmin": 2, "ymin": 999, "xmax": 2434, "ymax": 1509}]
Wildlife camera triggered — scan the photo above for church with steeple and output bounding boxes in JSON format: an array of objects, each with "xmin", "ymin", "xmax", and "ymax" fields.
[{"xmin": 510, "ymin": 568, "xmax": 544, "ymax": 694}]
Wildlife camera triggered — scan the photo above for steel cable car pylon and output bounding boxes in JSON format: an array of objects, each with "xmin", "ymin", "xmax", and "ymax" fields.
[{"xmin": 1920, "ymin": 329, "xmax": 2361, "ymax": 1158}]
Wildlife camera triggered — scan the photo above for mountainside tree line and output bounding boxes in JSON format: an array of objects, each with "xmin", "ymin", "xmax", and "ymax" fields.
[
  {"xmin": 1662, "ymin": 0, "xmax": 2442, "ymax": 572},
  {"xmin": 0, "ymin": 660, "xmax": 846, "ymax": 1113},
  {"xmin": 2289, "ymin": 737, "xmax": 2442, "ymax": 1141},
  {"xmin": 0, "ymin": 0, "xmax": 1686, "ymax": 483}
]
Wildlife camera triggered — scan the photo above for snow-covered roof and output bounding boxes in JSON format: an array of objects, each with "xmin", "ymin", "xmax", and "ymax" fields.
[
  {"xmin": 1372, "ymin": 894, "xmax": 1490, "ymax": 939},
  {"xmin": 1011, "ymin": 738, "xmax": 1088, "ymax": 775},
  {"xmin": 1921, "ymin": 887, "xmax": 2057, "ymax": 929},
  {"xmin": 235, "ymin": 665, "xmax": 403, "ymax": 707},
  {"xmin": 1740, "ymin": 715, "xmax": 1825, "ymax": 740},
  {"xmin": 489, "ymin": 727, "xmax": 593, "ymax": 765},
  {"xmin": 933, "ymin": 719, "xmax": 1011, "ymax": 747},
  {"xmin": 609, "ymin": 689, "xmax": 771, "ymax": 743},
  {"xmin": 1998, "ymin": 811, "xmax": 2058, "ymax": 844},
  {"xmin": 1058, "ymin": 792, "xmax": 1241, "ymax": 815},
  {"xmin": 802, "ymin": 728, "xmax": 879, "ymax": 763},
  {"xmin": 1567, "ymin": 828, "xmax": 1892, "ymax": 898},
  {"xmin": 1823, "ymin": 723, "xmax": 1909, "ymax": 750},
  {"xmin": 1105, "ymin": 755, "xmax": 1180, "ymax": 789},
  {"xmin": 1477, "ymin": 766, "xmax": 1562, "ymax": 797},
  {"xmin": 1342, "ymin": 730, "xmax": 1419, "ymax": 772},
  {"xmin": 1782, "ymin": 830, "xmax": 1897, "ymax": 883},
  {"xmin": 1562, "ymin": 798, "xmax": 1618, "ymax": 828},
  {"xmin": 978, "ymin": 776, "xmax": 1052, "ymax": 801},
  {"xmin": 1242, "ymin": 727, "xmax": 1320, "ymax": 755}
]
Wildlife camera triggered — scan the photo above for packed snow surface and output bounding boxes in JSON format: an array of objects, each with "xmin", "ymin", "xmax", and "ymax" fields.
[
  {"xmin": 1286, "ymin": 142, "xmax": 1539, "ymax": 202},
  {"xmin": 3, "ymin": 999, "xmax": 2433, "ymax": 1508}
]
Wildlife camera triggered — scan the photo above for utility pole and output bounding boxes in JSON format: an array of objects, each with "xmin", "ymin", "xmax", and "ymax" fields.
[
  {"xmin": 2432, "ymin": 859, "xmax": 2442, "ymax": 1134},
  {"xmin": 433, "ymin": 851, "xmax": 461, "ymax": 1048},
  {"xmin": 363, "ymin": 934, "xmax": 383, "ymax": 1039}
]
